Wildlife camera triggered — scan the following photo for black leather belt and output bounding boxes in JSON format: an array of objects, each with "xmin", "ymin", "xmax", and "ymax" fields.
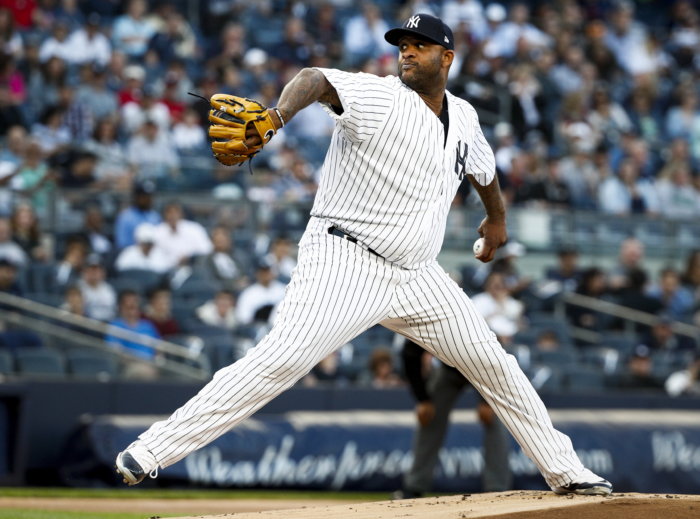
[{"xmin": 328, "ymin": 226, "xmax": 382, "ymax": 258}]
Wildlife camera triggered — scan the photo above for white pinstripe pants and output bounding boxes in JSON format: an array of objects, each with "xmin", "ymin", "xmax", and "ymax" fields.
[{"xmin": 138, "ymin": 217, "xmax": 585, "ymax": 489}]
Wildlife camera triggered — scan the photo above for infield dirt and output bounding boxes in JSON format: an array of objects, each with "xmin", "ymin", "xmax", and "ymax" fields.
[{"xmin": 5, "ymin": 490, "xmax": 696, "ymax": 519}]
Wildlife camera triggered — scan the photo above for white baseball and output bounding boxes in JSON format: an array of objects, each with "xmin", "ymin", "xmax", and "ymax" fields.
[{"xmin": 473, "ymin": 237, "xmax": 485, "ymax": 255}]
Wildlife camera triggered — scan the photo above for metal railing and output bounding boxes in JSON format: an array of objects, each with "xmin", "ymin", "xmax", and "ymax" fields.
[
  {"xmin": 554, "ymin": 291, "xmax": 700, "ymax": 345},
  {"xmin": 0, "ymin": 292, "xmax": 209, "ymax": 381}
]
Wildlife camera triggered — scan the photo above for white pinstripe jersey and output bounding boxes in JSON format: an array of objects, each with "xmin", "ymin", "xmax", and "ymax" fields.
[{"xmin": 311, "ymin": 68, "xmax": 496, "ymax": 270}]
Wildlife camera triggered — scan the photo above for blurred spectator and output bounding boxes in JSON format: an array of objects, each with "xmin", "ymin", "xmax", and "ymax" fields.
[
  {"xmin": 557, "ymin": 122, "xmax": 599, "ymax": 209},
  {"xmin": 54, "ymin": 235, "xmax": 88, "ymax": 289},
  {"xmin": 38, "ymin": 18, "xmax": 74, "ymax": 63},
  {"xmin": 60, "ymin": 284, "xmax": 86, "ymax": 317},
  {"xmin": 343, "ymin": 2, "xmax": 392, "ymax": 67},
  {"xmin": 121, "ymin": 86, "xmax": 171, "ymax": 135},
  {"xmin": 207, "ymin": 22, "xmax": 246, "ymax": 73},
  {"xmin": 532, "ymin": 330, "xmax": 564, "ymax": 353},
  {"xmin": 10, "ymin": 202, "xmax": 49, "ymax": 262},
  {"xmin": 31, "ymin": 105, "xmax": 71, "ymax": 155},
  {"xmin": 270, "ymin": 17, "xmax": 312, "ymax": 68},
  {"xmin": 80, "ymin": 204, "xmax": 113, "ymax": 256},
  {"xmin": 473, "ymin": 241, "xmax": 531, "ymax": 296},
  {"xmin": 196, "ymin": 289, "xmax": 237, "ymax": 330},
  {"xmin": 115, "ymin": 222, "xmax": 173, "ymax": 274},
  {"xmin": 153, "ymin": 202, "xmax": 212, "ymax": 266},
  {"xmin": 647, "ymin": 268, "xmax": 694, "ymax": 321},
  {"xmin": 114, "ymin": 180, "xmax": 161, "ymax": 250},
  {"xmin": 608, "ymin": 237, "xmax": 646, "ymax": 292},
  {"xmin": 147, "ymin": 7, "xmax": 198, "ymax": 64},
  {"xmin": 306, "ymin": 3, "xmax": 343, "ymax": 64},
  {"xmin": 681, "ymin": 249, "xmax": 700, "ymax": 301},
  {"xmin": 49, "ymin": 147, "xmax": 99, "ymax": 189},
  {"xmin": 84, "ymin": 116, "xmax": 133, "ymax": 191},
  {"xmin": 111, "ymin": 0, "xmax": 156, "ymax": 59},
  {"xmin": 196, "ymin": 226, "xmax": 245, "ymax": 291},
  {"xmin": 172, "ymin": 108, "xmax": 206, "ymax": 151},
  {"xmin": 362, "ymin": 348, "xmax": 403, "ymax": 389},
  {"xmin": 587, "ymin": 85, "xmax": 632, "ymax": 148},
  {"xmin": 0, "ymin": 257, "xmax": 21, "ymax": 296},
  {"xmin": 106, "ymin": 289, "xmax": 160, "ymax": 361},
  {"xmin": 567, "ymin": 267, "xmax": 610, "ymax": 336},
  {"xmin": 57, "ymin": 82, "xmax": 94, "ymax": 142},
  {"xmin": 235, "ymin": 260, "xmax": 286, "ymax": 326},
  {"xmin": 513, "ymin": 155, "xmax": 571, "ymax": 208},
  {"xmin": 63, "ymin": 12, "xmax": 111, "ymax": 66},
  {"xmin": 597, "ymin": 157, "xmax": 659, "ymax": 215},
  {"xmin": 472, "ymin": 271, "xmax": 524, "ymax": 344},
  {"xmin": 637, "ymin": 314, "xmax": 697, "ymax": 355},
  {"xmin": 143, "ymin": 287, "xmax": 180, "ymax": 337},
  {"xmin": 603, "ymin": 0, "xmax": 655, "ymax": 77},
  {"xmin": 441, "ymin": 0, "xmax": 486, "ymax": 40},
  {"xmin": 0, "ymin": 53, "xmax": 26, "ymax": 133},
  {"xmin": 126, "ymin": 119, "xmax": 180, "ymax": 181},
  {"xmin": 613, "ymin": 344, "xmax": 664, "ymax": 390},
  {"xmin": 75, "ymin": 66, "xmax": 118, "ymax": 122},
  {"xmin": 303, "ymin": 350, "xmax": 349, "ymax": 387},
  {"xmin": 272, "ymin": 155, "xmax": 318, "ymax": 202},
  {"xmin": 484, "ymin": 2, "xmax": 550, "ymax": 59},
  {"xmin": 540, "ymin": 246, "xmax": 582, "ymax": 297},
  {"xmin": 654, "ymin": 163, "xmax": 699, "ymax": 220},
  {"xmin": 664, "ymin": 87, "xmax": 700, "ymax": 152},
  {"xmin": 614, "ymin": 267, "xmax": 664, "ymax": 328},
  {"xmin": 78, "ymin": 253, "xmax": 116, "ymax": 321},
  {"xmin": 263, "ymin": 236, "xmax": 296, "ymax": 282},
  {"xmin": 0, "ymin": 217, "xmax": 27, "ymax": 267},
  {"xmin": 0, "ymin": 7, "xmax": 23, "ymax": 59},
  {"xmin": 117, "ymin": 63, "xmax": 146, "ymax": 106},
  {"xmin": 665, "ymin": 352, "xmax": 700, "ymax": 397}
]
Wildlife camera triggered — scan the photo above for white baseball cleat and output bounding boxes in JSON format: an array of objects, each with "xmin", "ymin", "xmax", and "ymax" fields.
[
  {"xmin": 115, "ymin": 442, "xmax": 159, "ymax": 486},
  {"xmin": 553, "ymin": 468, "xmax": 613, "ymax": 496}
]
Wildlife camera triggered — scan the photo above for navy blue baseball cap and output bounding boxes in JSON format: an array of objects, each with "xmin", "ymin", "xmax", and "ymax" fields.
[{"xmin": 385, "ymin": 13, "xmax": 455, "ymax": 51}]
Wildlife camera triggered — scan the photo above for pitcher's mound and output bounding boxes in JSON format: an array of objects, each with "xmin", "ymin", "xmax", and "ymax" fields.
[{"xmin": 175, "ymin": 491, "xmax": 700, "ymax": 519}]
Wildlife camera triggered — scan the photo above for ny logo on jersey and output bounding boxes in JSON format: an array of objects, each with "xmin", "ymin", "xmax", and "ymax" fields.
[
  {"xmin": 406, "ymin": 15, "xmax": 420, "ymax": 28},
  {"xmin": 454, "ymin": 141, "xmax": 469, "ymax": 181}
]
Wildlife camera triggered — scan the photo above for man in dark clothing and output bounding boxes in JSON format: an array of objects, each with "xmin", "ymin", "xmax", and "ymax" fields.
[{"xmin": 394, "ymin": 339, "xmax": 512, "ymax": 498}]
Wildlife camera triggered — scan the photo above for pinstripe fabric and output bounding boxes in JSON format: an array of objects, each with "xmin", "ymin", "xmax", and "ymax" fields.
[
  {"xmin": 132, "ymin": 70, "xmax": 589, "ymax": 491},
  {"xmin": 311, "ymin": 69, "xmax": 494, "ymax": 270},
  {"xmin": 139, "ymin": 219, "xmax": 584, "ymax": 488},
  {"xmin": 381, "ymin": 262, "xmax": 585, "ymax": 488}
]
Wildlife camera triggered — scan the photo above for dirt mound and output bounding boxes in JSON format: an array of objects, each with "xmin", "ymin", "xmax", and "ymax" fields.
[{"xmin": 172, "ymin": 491, "xmax": 700, "ymax": 519}]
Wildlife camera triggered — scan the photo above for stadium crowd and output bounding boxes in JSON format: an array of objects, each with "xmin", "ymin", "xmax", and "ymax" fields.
[{"xmin": 0, "ymin": 0, "xmax": 699, "ymax": 396}]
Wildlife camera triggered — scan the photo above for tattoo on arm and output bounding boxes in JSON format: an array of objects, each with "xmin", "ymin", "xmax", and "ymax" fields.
[
  {"xmin": 276, "ymin": 68, "xmax": 341, "ymax": 124},
  {"xmin": 468, "ymin": 175, "xmax": 506, "ymax": 221}
]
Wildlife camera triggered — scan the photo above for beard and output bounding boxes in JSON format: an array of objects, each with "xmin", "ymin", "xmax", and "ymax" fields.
[{"xmin": 397, "ymin": 56, "xmax": 442, "ymax": 93}]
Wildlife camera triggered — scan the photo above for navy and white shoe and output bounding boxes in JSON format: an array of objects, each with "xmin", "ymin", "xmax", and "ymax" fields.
[
  {"xmin": 553, "ymin": 469, "xmax": 612, "ymax": 496},
  {"xmin": 115, "ymin": 442, "xmax": 158, "ymax": 486}
]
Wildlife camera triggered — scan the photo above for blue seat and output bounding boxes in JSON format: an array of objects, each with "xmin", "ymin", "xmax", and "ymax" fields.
[
  {"xmin": 65, "ymin": 349, "xmax": 119, "ymax": 379},
  {"xmin": 0, "ymin": 350, "xmax": 13, "ymax": 375},
  {"xmin": 14, "ymin": 348, "xmax": 66, "ymax": 377},
  {"xmin": 564, "ymin": 366, "xmax": 605, "ymax": 393}
]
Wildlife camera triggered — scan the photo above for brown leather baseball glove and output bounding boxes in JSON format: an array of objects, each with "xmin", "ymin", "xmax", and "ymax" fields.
[{"xmin": 208, "ymin": 94, "xmax": 278, "ymax": 166}]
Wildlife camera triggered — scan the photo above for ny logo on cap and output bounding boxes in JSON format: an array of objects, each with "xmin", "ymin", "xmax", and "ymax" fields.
[{"xmin": 406, "ymin": 15, "xmax": 420, "ymax": 28}]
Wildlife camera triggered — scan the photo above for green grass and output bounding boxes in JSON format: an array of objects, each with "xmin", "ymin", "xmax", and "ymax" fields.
[
  {"xmin": 0, "ymin": 487, "xmax": 385, "ymax": 501},
  {"xmin": 0, "ymin": 511, "xmax": 166, "ymax": 519}
]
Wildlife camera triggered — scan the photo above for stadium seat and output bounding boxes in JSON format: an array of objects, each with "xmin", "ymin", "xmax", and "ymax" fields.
[
  {"xmin": 0, "ymin": 350, "xmax": 13, "ymax": 376},
  {"xmin": 532, "ymin": 349, "xmax": 578, "ymax": 367},
  {"xmin": 564, "ymin": 366, "xmax": 605, "ymax": 393},
  {"xmin": 65, "ymin": 350, "xmax": 119, "ymax": 379},
  {"xmin": 14, "ymin": 348, "xmax": 66, "ymax": 377},
  {"xmin": 115, "ymin": 269, "xmax": 166, "ymax": 293}
]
